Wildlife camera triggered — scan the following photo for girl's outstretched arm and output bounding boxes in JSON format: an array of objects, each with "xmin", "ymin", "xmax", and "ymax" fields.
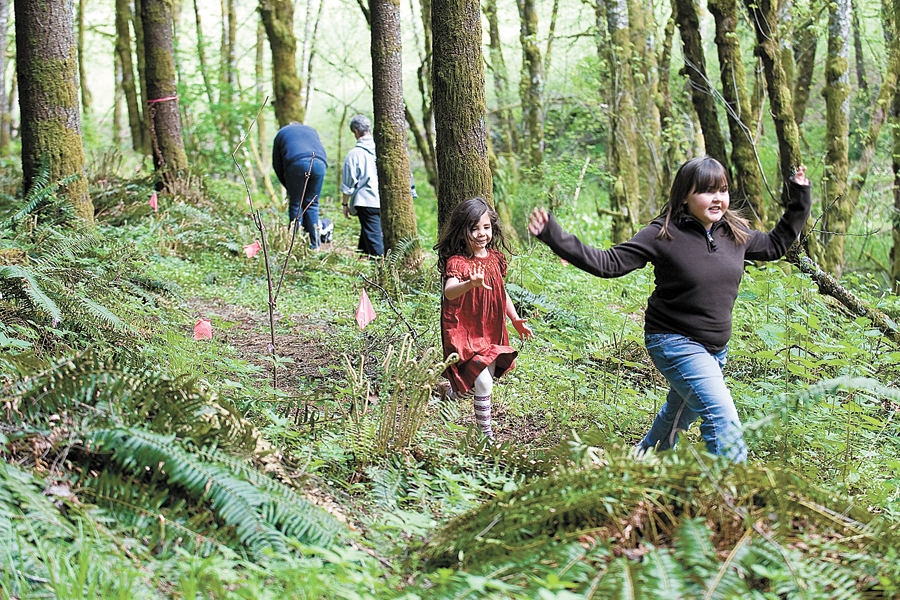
[
  {"xmin": 444, "ymin": 264, "xmax": 492, "ymax": 300},
  {"xmin": 505, "ymin": 293, "xmax": 534, "ymax": 340}
]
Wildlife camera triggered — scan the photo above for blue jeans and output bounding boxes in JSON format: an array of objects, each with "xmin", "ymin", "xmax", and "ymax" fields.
[
  {"xmin": 640, "ymin": 333, "xmax": 747, "ymax": 462},
  {"xmin": 285, "ymin": 156, "xmax": 327, "ymax": 248},
  {"xmin": 355, "ymin": 206, "xmax": 384, "ymax": 256}
]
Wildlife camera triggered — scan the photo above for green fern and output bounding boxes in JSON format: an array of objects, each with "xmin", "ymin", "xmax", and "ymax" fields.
[{"xmin": 83, "ymin": 428, "xmax": 342, "ymax": 553}]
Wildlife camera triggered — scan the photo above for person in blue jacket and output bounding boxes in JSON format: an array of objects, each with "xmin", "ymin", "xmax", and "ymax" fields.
[{"xmin": 273, "ymin": 123, "xmax": 328, "ymax": 248}]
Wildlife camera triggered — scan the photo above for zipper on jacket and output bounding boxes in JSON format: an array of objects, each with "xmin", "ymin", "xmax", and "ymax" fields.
[{"xmin": 705, "ymin": 229, "xmax": 718, "ymax": 252}]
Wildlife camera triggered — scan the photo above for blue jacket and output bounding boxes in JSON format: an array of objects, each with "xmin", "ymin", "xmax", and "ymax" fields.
[{"xmin": 273, "ymin": 124, "xmax": 327, "ymax": 187}]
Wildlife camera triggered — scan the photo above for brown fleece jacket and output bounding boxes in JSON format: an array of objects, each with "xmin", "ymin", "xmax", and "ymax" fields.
[{"xmin": 536, "ymin": 180, "xmax": 812, "ymax": 353}]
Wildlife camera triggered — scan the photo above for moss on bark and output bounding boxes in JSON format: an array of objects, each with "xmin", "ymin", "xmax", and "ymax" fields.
[
  {"xmin": 259, "ymin": 0, "xmax": 304, "ymax": 127},
  {"xmin": 15, "ymin": 0, "xmax": 92, "ymax": 222}
]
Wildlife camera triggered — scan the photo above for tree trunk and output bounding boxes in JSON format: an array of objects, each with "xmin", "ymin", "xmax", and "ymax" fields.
[
  {"xmin": 141, "ymin": 0, "xmax": 188, "ymax": 177},
  {"xmin": 0, "ymin": 0, "xmax": 10, "ymax": 156},
  {"xmin": 370, "ymin": 0, "xmax": 419, "ymax": 253},
  {"xmin": 792, "ymin": 4, "xmax": 819, "ymax": 126},
  {"xmin": 432, "ymin": 0, "xmax": 493, "ymax": 232},
  {"xmin": 517, "ymin": 0, "xmax": 544, "ymax": 175},
  {"xmin": 627, "ymin": 0, "xmax": 663, "ymax": 217},
  {"xmin": 673, "ymin": 0, "xmax": 730, "ymax": 174},
  {"xmin": 852, "ymin": 0, "xmax": 868, "ymax": 95},
  {"xmin": 116, "ymin": 0, "xmax": 147, "ymax": 154},
  {"xmin": 744, "ymin": 0, "xmax": 804, "ymax": 206},
  {"xmin": 114, "ymin": 53, "xmax": 123, "ymax": 147},
  {"xmin": 484, "ymin": 0, "xmax": 518, "ymax": 158},
  {"xmin": 77, "ymin": 0, "xmax": 92, "ymax": 114},
  {"xmin": 256, "ymin": 19, "xmax": 267, "ymax": 160},
  {"xmin": 779, "ymin": 0, "xmax": 794, "ymax": 92},
  {"xmin": 133, "ymin": 0, "xmax": 152, "ymax": 155},
  {"xmin": 303, "ymin": 0, "xmax": 325, "ymax": 115},
  {"xmin": 708, "ymin": 0, "xmax": 765, "ymax": 227},
  {"xmin": 15, "ymin": 0, "xmax": 92, "ymax": 221},
  {"xmin": 657, "ymin": 7, "xmax": 678, "ymax": 193},
  {"xmin": 893, "ymin": 81, "xmax": 900, "ymax": 292},
  {"xmin": 599, "ymin": 0, "xmax": 641, "ymax": 243},
  {"xmin": 259, "ymin": 0, "xmax": 304, "ymax": 127},
  {"xmin": 194, "ymin": 0, "xmax": 216, "ymax": 105},
  {"xmin": 407, "ymin": 0, "xmax": 437, "ymax": 192},
  {"xmin": 814, "ymin": 0, "xmax": 851, "ymax": 276},
  {"xmin": 545, "ymin": 0, "xmax": 559, "ymax": 75}
]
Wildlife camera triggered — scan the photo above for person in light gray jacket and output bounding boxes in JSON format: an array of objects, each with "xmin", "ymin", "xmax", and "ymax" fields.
[{"xmin": 340, "ymin": 115, "xmax": 384, "ymax": 256}]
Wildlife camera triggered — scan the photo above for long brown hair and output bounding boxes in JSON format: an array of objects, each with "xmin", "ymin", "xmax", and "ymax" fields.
[
  {"xmin": 656, "ymin": 156, "xmax": 750, "ymax": 243},
  {"xmin": 433, "ymin": 197, "xmax": 513, "ymax": 274}
]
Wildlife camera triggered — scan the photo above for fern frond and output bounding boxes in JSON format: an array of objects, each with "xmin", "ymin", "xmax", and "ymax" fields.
[
  {"xmin": 0, "ymin": 264, "xmax": 62, "ymax": 322},
  {"xmin": 84, "ymin": 427, "xmax": 342, "ymax": 552},
  {"xmin": 217, "ymin": 241, "xmax": 242, "ymax": 255}
]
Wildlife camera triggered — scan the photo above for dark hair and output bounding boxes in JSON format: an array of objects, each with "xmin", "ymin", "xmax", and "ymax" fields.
[
  {"xmin": 656, "ymin": 156, "xmax": 749, "ymax": 243},
  {"xmin": 433, "ymin": 197, "xmax": 512, "ymax": 274}
]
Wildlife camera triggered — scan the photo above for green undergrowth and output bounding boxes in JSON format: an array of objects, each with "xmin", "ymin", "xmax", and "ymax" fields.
[{"xmin": 4, "ymin": 164, "xmax": 900, "ymax": 597}]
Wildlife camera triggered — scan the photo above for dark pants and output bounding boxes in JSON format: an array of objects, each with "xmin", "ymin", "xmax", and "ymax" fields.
[
  {"xmin": 356, "ymin": 206, "xmax": 384, "ymax": 256},
  {"xmin": 285, "ymin": 156, "xmax": 327, "ymax": 248}
]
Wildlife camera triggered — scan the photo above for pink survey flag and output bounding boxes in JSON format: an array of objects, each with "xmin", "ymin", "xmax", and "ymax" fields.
[
  {"xmin": 194, "ymin": 318, "xmax": 212, "ymax": 340},
  {"xmin": 243, "ymin": 240, "xmax": 262, "ymax": 258},
  {"xmin": 356, "ymin": 289, "xmax": 376, "ymax": 330},
  {"xmin": 149, "ymin": 191, "xmax": 158, "ymax": 212}
]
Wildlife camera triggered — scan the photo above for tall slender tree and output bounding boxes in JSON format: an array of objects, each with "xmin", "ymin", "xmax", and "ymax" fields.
[
  {"xmin": 484, "ymin": 0, "xmax": 518, "ymax": 159},
  {"xmin": 708, "ymin": 0, "xmax": 765, "ymax": 226},
  {"xmin": 15, "ymin": 0, "xmax": 92, "ymax": 221},
  {"xmin": 598, "ymin": 0, "xmax": 641, "ymax": 243},
  {"xmin": 432, "ymin": 0, "xmax": 493, "ymax": 230},
  {"xmin": 0, "ymin": 0, "xmax": 10, "ymax": 156},
  {"xmin": 793, "ymin": 2, "xmax": 819, "ymax": 126},
  {"xmin": 259, "ymin": 0, "xmax": 304, "ymax": 127},
  {"xmin": 744, "ymin": 0, "xmax": 804, "ymax": 205},
  {"xmin": 141, "ymin": 0, "xmax": 188, "ymax": 176},
  {"xmin": 116, "ymin": 0, "xmax": 147, "ymax": 154},
  {"xmin": 194, "ymin": 0, "xmax": 216, "ymax": 105},
  {"xmin": 673, "ymin": 0, "xmax": 730, "ymax": 173},
  {"xmin": 815, "ymin": 0, "xmax": 852, "ymax": 276},
  {"xmin": 370, "ymin": 0, "xmax": 418, "ymax": 252},
  {"xmin": 517, "ymin": 0, "xmax": 544, "ymax": 175},
  {"xmin": 77, "ymin": 0, "xmax": 92, "ymax": 114},
  {"xmin": 411, "ymin": 0, "xmax": 438, "ymax": 190}
]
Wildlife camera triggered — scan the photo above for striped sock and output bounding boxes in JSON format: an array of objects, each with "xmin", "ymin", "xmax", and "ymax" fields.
[{"xmin": 474, "ymin": 395, "xmax": 494, "ymax": 439}]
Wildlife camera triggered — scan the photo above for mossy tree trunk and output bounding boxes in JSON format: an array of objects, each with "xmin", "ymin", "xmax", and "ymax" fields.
[
  {"xmin": 708, "ymin": 0, "xmax": 765, "ymax": 227},
  {"xmin": 256, "ymin": 19, "xmax": 267, "ymax": 160},
  {"xmin": 15, "ymin": 0, "xmax": 93, "ymax": 222},
  {"xmin": 141, "ymin": 0, "xmax": 188, "ymax": 177},
  {"xmin": 627, "ymin": 0, "xmax": 663, "ymax": 218},
  {"xmin": 851, "ymin": 0, "xmax": 868, "ymax": 95},
  {"xmin": 302, "ymin": 0, "xmax": 324, "ymax": 116},
  {"xmin": 893, "ymin": 81, "xmax": 900, "ymax": 293},
  {"xmin": 673, "ymin": 0, "xmax": 730, "ymax": 174},
  {"xmin": 193, "ymin": 0, "xmax": 216, "ymax": 105},
  {"xmin": 77, "ymin": 0, "xmax": 92, "ymax": 114},
  {"xmin": 412, "ymin": 0, "xmax": 439, "ymax": 191},
  {"xmin": 484, "ymin": 0, "xmax": 519, "ymax": 159},
  {"xmin": 744, "ymin": 0, "xmax": 804, "ymax": 206},
  {"xmin": 814, "ymin": 0, "xmax": 851, "ymax": 277},
  {"xmin": 116, "ymin": 0, "xmax": 148, "ymax": 154},
  {"xmin": 432, "ymin": 0, "xmax": 493, "ymax": 233},
  {"xmin": 598, "ymin": 0, "xmax": 641, "ymax": 243},
  {"xmin": 517, "ymin": 0, "xmax": 544, "ymax": 177},
  {"xmin": 370, "ymin": 0, "xmax": 419, "ymax": 253},
  {"xmin": 657, "ymin": 7, "xmax": 679, "ymax": 193},
  {"xmin": 0, "ymin": 0, "xmax": 10, "ymax": 156},
  {"xmin": 259, "ymin": 0, "xmax": 304, "ymax": 128},
  {"xmin": 133, "ymin": 0, "xmax": 152, "ymax": 155},
  {"xmin": 792, "ymin": 2, "xmax": 819, "ymax": 126}
]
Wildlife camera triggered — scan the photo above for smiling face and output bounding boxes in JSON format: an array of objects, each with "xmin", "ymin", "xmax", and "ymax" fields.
[
  {"xmin": 467, "ymin": 211, "xmax": 493, "ymax": 257},
  {"xmin": 684, "ymin": 183, "xmax": 730, "ymax": 231}
]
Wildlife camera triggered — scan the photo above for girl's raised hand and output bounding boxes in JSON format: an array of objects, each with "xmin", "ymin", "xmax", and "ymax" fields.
[
  {"xmin": 528, "ymin": 207, "xmax": 550, "ymax": 236},
  {"xmin": 791, "ymin": 165, "xmax": 810, "ymax": 186},
  {"xmin": 470, "ymin": 264, "xmax": 493, "ymax": 290},
  {"xmin": 512, "ymin": 317, "xmax": 534, "ymax": 341}
]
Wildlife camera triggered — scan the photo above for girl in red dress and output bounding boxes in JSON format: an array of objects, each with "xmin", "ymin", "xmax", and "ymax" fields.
[{"xmin": 434, "ymin": 197, "xmax": 534, "ymax": 439}]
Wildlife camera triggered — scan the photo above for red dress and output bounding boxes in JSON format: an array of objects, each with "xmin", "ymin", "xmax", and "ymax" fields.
[{"xmin": 441, "ymin": 250, "xmax": 517, "ymax": 394}]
